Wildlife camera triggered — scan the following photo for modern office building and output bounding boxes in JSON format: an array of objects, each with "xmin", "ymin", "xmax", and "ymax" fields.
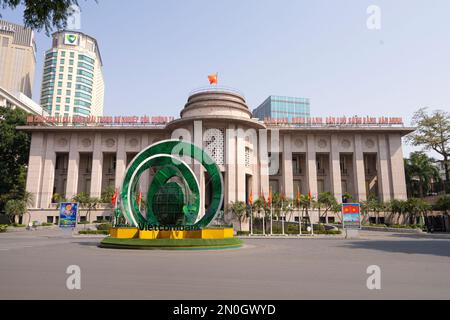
[
  {"xmin": 19, "ymin": 87, "xmax": 412, "ymax": 227},
  {"xmin": 0, "ymin": 20, "xmax": 36, "ymax": 98},
  {"xmin": 0, "ymin": 86, "xmax": 47, "ymax": 115},
  {"xmin": 253, "ymin": 95, "xmax": 310, "ymax": 122},
  {"xmin": 40, "ymin": 30, "xmax": 104, "ymax": 117}
]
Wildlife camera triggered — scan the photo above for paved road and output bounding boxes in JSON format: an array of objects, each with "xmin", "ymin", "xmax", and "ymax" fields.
[{"xmin": 1, "ymin": 230, "xmax": 450, "ymax": 299}]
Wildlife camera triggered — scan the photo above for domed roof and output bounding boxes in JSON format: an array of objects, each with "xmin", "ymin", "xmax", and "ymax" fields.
[{"xmin": 180, "ymin": 87, "xmax": 252, "ymax": 119}]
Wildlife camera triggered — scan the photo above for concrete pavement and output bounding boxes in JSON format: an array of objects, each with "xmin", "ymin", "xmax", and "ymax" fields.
[{"xmin": 0, "ymin": 229, "xmax": 449, "ymax": 299}]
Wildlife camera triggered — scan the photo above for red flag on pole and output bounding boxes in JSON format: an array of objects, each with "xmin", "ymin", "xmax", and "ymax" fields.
[
  {"xmin": 308, "ymin": 191, "xmax": 312, "ymax": 202},
  {"xmin": 249, "ymin": 190, "xmax": 253, "ymax": 206},
  {"xmin": 208, "ymin": 73, "xmax": 218, "ymax": 85},
  {"xmin": 296, "ymin": 189, "xmax": 301, "ymax": 208},
  {"xmin": 268, "ymin": 188, "xmax": 273, "ymax": 207},
  {"xmin": 137, "ymin": 191, "xmax": 142, "ymax": 207},
  {"xmin": 111, "ymin": 189, "xmax": 118, "ymax": 206}
]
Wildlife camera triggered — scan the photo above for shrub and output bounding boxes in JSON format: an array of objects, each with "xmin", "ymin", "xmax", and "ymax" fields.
[
  {"xmin": 41, "ymin": 223, "xmax": 54, "ymax": 227},
  {"xmin": 10, "ymin": 223, "xmax": 26, "ymax": 228},
  {"xmin": 96, "ymin": 223, "xmax": 112, "ymax": 231},
  {"xmin": 0, "ymin": 225, "xmax": 8, "ymax": 233},
  {"xmin": 79, "ymin": 230, "xmax": 109, "ymax": 235}
]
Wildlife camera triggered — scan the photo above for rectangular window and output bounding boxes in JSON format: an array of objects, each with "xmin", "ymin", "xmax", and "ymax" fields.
[
  {"xmin": 58, "ymin": 81, "xmax": 63, "ymax": 87},
  {"xmin": 65, "ymin": 98, "xmax": 71, "ymax": 103},
  {"xmin": 69, "ymin": 67, "xmax": 73, "ymax": 73},
  {"xmin": 66, "ymin": 90, "xmax": 71, "ymax": 96},
  {"xmin": 65, "ymin": 106, "xmax": 70, "ymax": 112},
  {"xmin": 60, "ymin": 58, "xmax": 65, "ymax": 64},
  {"xmin": 70, "ymin": 52, "xmax": 74, "ymax": 58},
  {"xmin": 68, "ymin": 75, "xmax": 72, "ymax": 81},
  {"xmin": 67, "ymin": 82, "xmax": 72, "ymax": 88},
  {"xmin": 70, "ymin": 59, "xmax": 74, "ymax": 65},
  {"xmin": 57, "ymin": 89, "xmax": 62, "ymax": 95},
  {"xmin": 56, "ymin": 105, "xmax": 60, "ymax": 111},
  {"xmin": 61, "ymin": 51, "xmax": 66, "ymax": 57},
  {"xmin": 58, "ymin": 74, "xmax": 63, "ymax": 80},
  {"xmin": 59, "ymin": 66, "xmax": 64, "ymax": 72},
  {"xmin": 56, "ymin": 97, "xmax": 61, "ymax": 103}
]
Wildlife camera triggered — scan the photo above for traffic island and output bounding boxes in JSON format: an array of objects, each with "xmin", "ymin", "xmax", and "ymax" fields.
[{"xmin": 100, "ymin": 227, "xmax": 243, "ymax": 250}]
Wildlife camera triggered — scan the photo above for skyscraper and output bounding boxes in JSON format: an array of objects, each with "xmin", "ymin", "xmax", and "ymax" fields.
[
  {"xmin": 0, "ymin": 20, "xmax": 36, "ymax": 98},
  {"xmin": 253, "ymin": 96, "xmax": 310, "ymax": 122},
  {"xmin": 40, "ymin": 30, "xmax": 104, "ymax": 117}
]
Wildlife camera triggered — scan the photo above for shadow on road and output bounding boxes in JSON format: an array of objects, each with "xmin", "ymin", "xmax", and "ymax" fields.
[{"xmin": 340, "ymin": 240, "xmax": 450, "ymax": 258}]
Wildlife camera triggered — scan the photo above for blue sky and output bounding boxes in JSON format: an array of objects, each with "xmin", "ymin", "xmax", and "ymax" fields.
[{"xmin": 2, "ymin": 1, "xmax": 449, "ymax": 131}]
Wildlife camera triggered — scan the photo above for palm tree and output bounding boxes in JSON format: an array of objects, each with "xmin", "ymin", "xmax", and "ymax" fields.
[
  {"xmin": 316, "ymin": 192, "xmax": 338, "ymax": 224},
  {"xmin": 5, "ymin": 199, "xmax": 26, "ymax": 224},
  {"xmin": 299, "ymin": 194, "xmax": 313, "ymax": 234},
  {"xmin": 228, "ymin": 201, "xmax": 247, "ymax": 232},
  {"xmin": 72, "ymin": 193, "xmax": 100, "ymax": 224},
  {"xmin": 405, "ymin": 152, "xmax": 441, "ymax": 198}
]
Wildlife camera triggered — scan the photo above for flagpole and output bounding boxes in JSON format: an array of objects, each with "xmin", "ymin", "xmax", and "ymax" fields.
[
  {"xmin": 262, "ymin": 208, "xmax": 265, "ymax": 236},
  {"xmin": 250, "ymin": 205, "xmax": 253, "ymax": 236},
  {"xmin": 270, "ymin": 202, "xmax": 273, "ymax": 236}
]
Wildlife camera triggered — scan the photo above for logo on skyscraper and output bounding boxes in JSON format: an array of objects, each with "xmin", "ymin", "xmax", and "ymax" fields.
[{"xmin": 64, "ymin": 33, "xmax": 79, "ymax": 46}]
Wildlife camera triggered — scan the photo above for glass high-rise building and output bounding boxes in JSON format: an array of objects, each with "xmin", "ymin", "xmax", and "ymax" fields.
[
  {"xmin": 0, "ymin": 20, "xmax": 36, "ymax": 98},
  {"xmin": 40, "ymin": 30, "xmax": 104, "ymax": 117},
  {"xmin": 253, "ymin": 96, "xmax": 310, "ymax": 121}
]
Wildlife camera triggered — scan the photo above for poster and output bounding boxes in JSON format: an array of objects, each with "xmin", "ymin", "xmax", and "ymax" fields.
[
  {"xmin": 342, "ymin": 203, "xmax": 361, "ymax": 229},
  {"xmin": 59, "ymin": 202, "xmax": 78, "ymax": 228}
]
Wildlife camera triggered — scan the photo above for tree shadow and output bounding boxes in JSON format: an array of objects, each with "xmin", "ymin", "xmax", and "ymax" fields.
[{"xmin": 340, "ymin": 240, "xmax": 450, "ymax": 258}]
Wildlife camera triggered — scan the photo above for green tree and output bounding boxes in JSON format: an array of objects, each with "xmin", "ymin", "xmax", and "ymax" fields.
[
  {"xmin": 0, "ymin": 0, "xmax": 96, "ymax": 35},
  {"xmin": 404, "ymin": 152, "xmax": 441, "ymax": 198},
  {"xmin": 101, "ymin": 186, "xmax": 115, "ymax": 205},
  {"xmin": 0, "ymin": 107, "xmax": 30, "ymax": 211},
  {"xmin": 405, "ymin": 198, "xmax": 431, "ymax": 226},
  {"xmin": 315, "ymin": 192, "xmax": 338, "ymax": 224},
  {"xmin": 227, "ymin": 201, "xmax": 247, "ymax": 231},
  {"xmin": 408, "ymin": 108, "xmax": 450, "ymax": 192},
  {"xmin": 436, "ymin": 195, "xmax": 450, "ymax": 215},
  {"xmin": 72, "ymin": 192, "xmax": 99, "ymax": 223},
  {"xmin": 5, "ymin": 199, "xmax": 26, "ymax": 224}
]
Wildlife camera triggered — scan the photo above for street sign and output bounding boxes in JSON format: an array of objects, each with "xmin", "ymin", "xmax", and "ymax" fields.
[
  {"xmin": 59, "ymin": 203, "xmax": 78, "ymax": 229},
  {"xmin": 342, "ymin": 203, "xmax": 361, "ymax": 230}
]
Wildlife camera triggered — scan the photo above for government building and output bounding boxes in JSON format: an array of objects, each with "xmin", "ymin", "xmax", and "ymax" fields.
[{"xmin": 19, "ymin": 87, "xmax": 413, "ymax": 226}]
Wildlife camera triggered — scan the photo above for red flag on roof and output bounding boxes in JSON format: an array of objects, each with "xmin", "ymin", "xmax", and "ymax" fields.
[{"xmin": 208, "ymin": 73, "xmax": 218, "ymax": 85}]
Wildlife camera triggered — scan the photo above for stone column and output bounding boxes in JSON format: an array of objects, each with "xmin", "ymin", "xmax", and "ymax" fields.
[
  {"xmin": 389, "ymin": 134, "xmax": 408, "ymax": 200},
  {"xmin": 353, "ymin": 134, "xmax": 367, "ymax": 202},
  {"xmin": 330, "ymin": 135, "xmax": 342, "ymax": 202},
  {"xmin": 90, "ymin": 133, "xmax": 103, "ymax": 198},
  {"xmin": 259, "ymin": 129, "xmax": 269, "ymax": 198},
  {"xmin": 39, "ymin": 133, "xmax": 56, "ymax": 208},
  {"xmin": 26, "ymin": 132, "xmax": 45, "ymax": 208},
  {"xmin": 193, "ymin": 121, "xmax": 205, "ymax": 217},
  {"xmin": 226, "ymin": 124, "xmax": 237, "ymax": 204},
  {"xmin": 377, "ymin": 134, "xmax": 392, "ymax": 202},
  {"xmin": 282, "ymin": 133, "xmax": 294, "ymax": 198},
  {"xmin": 65, "ymin": 133, "xmax": 79, "ymax": 200},
  {"xmin": 306, "ymin": 134, "xmax": 318, "ymax": 198},
  {"xmin": 139, "ymin": 135, "xmax": 150, "ymax": 197},
  {"xmin": 115, "ymin": 134, "xmax": 126, "ymax": 190},
  {"xmin": 236, "ymin": 126, "xmax": 246, "ymax": 201}
]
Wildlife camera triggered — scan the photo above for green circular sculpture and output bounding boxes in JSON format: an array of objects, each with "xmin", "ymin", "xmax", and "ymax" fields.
[{"xmin": 119, "ymin": 140, "xmax": 223, "ymax": 229}]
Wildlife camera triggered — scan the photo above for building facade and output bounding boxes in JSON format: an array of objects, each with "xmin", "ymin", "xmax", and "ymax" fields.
[
  {"xmin": 40, "ymin": 30, "xmax": 104, "ymax": 118},
  {"xmin": 0, "ymin": 86, "xmax": 47, "ymax": 115},
  {"xmin": 253, "ymin": 95, "xmax": 310, "ymax": 121},
  {"xmin": 20, "ymin": 88, "xmax": 412, "ymax": 226},
  {"xmin": 0, "ymin": 20, "xmax": 36, "ymax": 98}
]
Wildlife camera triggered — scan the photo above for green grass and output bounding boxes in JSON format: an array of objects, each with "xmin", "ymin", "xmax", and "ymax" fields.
[
  {"xmin": 79, "ymin": 230, "xmax": 109, "ymax": 235},
  {"xmin": 100, "ymin": 237, "xmax": 243, "ymax": 250}
]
